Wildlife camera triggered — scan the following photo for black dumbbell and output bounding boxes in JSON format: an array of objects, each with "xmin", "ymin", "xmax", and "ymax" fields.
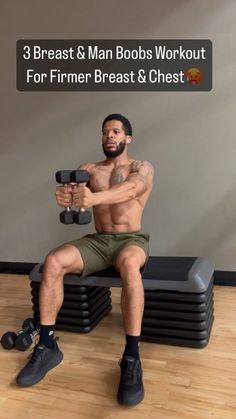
[
  {"xmin": 70, "ymin": 170, "xmax": 92, "ymax": 225},
  {"xmin": 55, "ymin": 170, "xmax": 92, "ymax": 225},
  {"xmin": 55, "ymin": 170, "xmax": 77, "ymax": 224},
  {"xmin": 0, "ymin": 318, "xmax": 35, "ymax": 350},
  {"xmin": 15, "ymin": 324, "xmax": 40, "ymax": 352}
]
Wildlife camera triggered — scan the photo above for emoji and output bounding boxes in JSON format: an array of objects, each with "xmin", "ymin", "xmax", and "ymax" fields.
[{"xmin": 186, "ymin": 68, "xmax": 202, "ymax": 85}]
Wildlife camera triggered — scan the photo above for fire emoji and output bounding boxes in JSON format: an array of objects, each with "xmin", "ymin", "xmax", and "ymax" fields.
[{"xmin": 186, "ymin": 68, "xmax": 202, "ymax": 85}]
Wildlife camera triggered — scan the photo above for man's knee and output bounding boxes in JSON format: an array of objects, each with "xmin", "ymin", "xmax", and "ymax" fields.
[
  {"xmin": 119, "ymin": 256, "xmax": 139, "ymax": 275},
  {"xmin": 43, "ymin": 245, "xmax": 84, "ymax": 279},
  {"xmin": 116, "ymin": 246, "xmax": 146, "ymax": 275},
  {"xmin": 44, "ymin": 251, "xmax": 64, "ymax": 277}
]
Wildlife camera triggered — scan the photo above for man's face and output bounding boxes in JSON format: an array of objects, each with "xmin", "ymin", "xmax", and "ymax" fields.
[{"xmin": 102, "ymin": 120, "xmax": 131, "ymax": 158}]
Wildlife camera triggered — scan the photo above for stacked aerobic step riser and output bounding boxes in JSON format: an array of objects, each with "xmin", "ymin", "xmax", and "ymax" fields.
[
  {"xmin": 30, "ymin": 281, "xmax": 112, "ymax": 333},
  {"xmin": 141, "ymin": 257, "xmax": 214, "ymax": 348}
]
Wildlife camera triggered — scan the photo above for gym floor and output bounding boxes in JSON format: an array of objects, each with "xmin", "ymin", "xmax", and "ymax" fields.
[{"xmin": 0, "ymin": 275, "xmax": 235, "ymax": 419}]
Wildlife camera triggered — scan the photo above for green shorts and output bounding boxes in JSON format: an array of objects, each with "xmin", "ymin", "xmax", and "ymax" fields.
[{"xmin": 67, "ymin": 232, "xmax": 150, "ymax": 278}]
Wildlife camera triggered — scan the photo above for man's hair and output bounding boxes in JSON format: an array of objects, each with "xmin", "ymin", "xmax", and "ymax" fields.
[{"xmin": 102, "ymin": 113, "xmax": 132, "ymax": 136}]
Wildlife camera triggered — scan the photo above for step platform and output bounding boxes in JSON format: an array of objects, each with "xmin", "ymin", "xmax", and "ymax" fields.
[
  {"xmin": 30, "ymin": 256, "xmax": 214, "ymax": 346},
  {"xmin": 30, "ymin": 280, "xmax": 112, "ymax": 333},
  {"xmin": 140, "ymin": 258, "xmax": 214, "ymax": 348}
]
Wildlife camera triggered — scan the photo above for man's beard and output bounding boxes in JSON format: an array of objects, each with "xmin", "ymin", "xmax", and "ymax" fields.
[{"xmin": 102, "ymin": 140, "xmax": 126, "ymax": 158}]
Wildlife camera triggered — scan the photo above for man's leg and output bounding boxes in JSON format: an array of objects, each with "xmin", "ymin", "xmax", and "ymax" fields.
[
  {"xmin": 114, "ymin": 245, "xmax": 146, "ymax": 406},
  {"xmin": 39, "ymin": 244, "xmax": 84, "ymax": 325},
  {"xmin": 115, "ymin": 245, "xmax": 146, "ymax": 354},
  {"xmin": 16, "ymin": 244, "xmax": 84, "ymax": 387}
]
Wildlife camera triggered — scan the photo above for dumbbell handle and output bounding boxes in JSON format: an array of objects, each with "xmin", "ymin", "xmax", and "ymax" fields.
[
  {"xmin": 62, "ymin": 183, "xmax": 72, "ymax": 212},
  {"xmin": 76, "ymin": 182, "xmax": 86, "ymax": 212},
  {"xmin": 17, "ymin": 327, "xmax": 40, "ymax": 341},
  {"xmin": 69, "ymin": 182, "xmax": 86, "ymax": 212},
  {"xmin": 29, "ymin": 328, "xmax": 40, "ymax": 339}
]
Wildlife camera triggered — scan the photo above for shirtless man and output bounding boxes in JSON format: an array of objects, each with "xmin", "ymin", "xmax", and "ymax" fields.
[{"xmin": 16, "ymin": 114, "xmax": 154, "ymax": 406}]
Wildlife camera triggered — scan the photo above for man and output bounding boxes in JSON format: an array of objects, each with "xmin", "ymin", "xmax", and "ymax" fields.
[{"xmin": 16, "ymin": 113, "xmax": 154, "ymax": 406}]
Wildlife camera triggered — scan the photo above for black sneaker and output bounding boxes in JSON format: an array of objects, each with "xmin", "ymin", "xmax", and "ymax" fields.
[
  {"xmin": 16, "ymin": 339, "xmax": 63, "ymax": 387},
  {"xmin": 117, "ymin": 355, "xmax": 144, "ymax": 406}
]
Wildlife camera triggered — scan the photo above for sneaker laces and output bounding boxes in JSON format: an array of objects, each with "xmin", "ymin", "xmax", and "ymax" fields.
[
  {"xmin": 119, "ymin": 358, "xmax": 140, "ymax": 383},
  {"xmin": 27, "ymin": 337, "xmax": 59, "ymax": 365},
  {"xmin": 27, "ymin": 344, "xmax": 44, "ymax": 364}
]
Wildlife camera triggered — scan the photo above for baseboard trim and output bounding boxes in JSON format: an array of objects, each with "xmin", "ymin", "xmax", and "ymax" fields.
[
  {"xmin": 0, "ymin": 262, "xmax": 37, "ymax": 275},
  {"xmin": 213, "ymin": 271, "xmax": 236, "ymax": 286},
  {"xmin": 0, "ymin": 261, "xmax": 236, "ymax": 286}
]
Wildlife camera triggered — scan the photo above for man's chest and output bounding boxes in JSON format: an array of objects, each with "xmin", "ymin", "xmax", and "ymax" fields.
[{"xmin": 89, "ymin": 165, "xmax": 132, "ymax": 192}]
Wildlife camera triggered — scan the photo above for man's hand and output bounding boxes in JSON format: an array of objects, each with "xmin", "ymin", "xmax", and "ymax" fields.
[
  {"xmin": 55, "ymin": 184, "xmax": 73, "ymax": 208},
  {"xmin": 72, "ymin": 184, "xmax": 97, "ymax": 208}
]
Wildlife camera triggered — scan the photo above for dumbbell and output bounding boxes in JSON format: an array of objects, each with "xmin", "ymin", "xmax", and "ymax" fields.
[
  {"xmin": 0, "ymin": 318, "xmax": 35, "ymax": 350},
  {"xmin": 55, "ymin": 170, "xmax": 91, "ymax": 225},
  {"xmin": 15, "ymin": 324, "xmax": 40, "ymax": 352},
  {"xmin": 55, "ymin": 170, "xmax": 77, "ymax": 224},
  {"xmin": 70, "ymin": 170, "xmax": 92, "ymax": 225}
]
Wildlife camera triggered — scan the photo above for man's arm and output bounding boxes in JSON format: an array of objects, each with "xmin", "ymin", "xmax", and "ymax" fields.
[
  {"xmin": 78, "ymin": 163, "xmax": 93, "ymax": 171},
  {"xmin": 94, "ymin": 160, "xmax": 154, "ymax": 205}
]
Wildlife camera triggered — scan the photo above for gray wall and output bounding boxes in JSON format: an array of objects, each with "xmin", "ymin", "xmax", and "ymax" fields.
[{"xmin": 0, "ymin": 0, "xmax": 235, "ymax": 270}]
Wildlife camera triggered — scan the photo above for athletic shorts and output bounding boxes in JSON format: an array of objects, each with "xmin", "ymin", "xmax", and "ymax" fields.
[{"xmin": 67, "ymin": 232, "xmax": 150, "ymax": 278}]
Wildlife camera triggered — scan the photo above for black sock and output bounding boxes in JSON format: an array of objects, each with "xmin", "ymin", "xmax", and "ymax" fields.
[
  {"xmin": 39, "ymin": 324, "xmax": 55, "ymax": 349},
  {"xmin": 123, "ymin": 334, "xmax": 140, "ymax": 359}
]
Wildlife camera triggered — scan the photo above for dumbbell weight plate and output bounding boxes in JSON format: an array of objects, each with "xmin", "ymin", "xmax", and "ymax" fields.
[
  {"xmin": 0, "ymin": 318, "xmax": 35, "ymax": 350},
  {"xmin": 0, "ymin": 331, "xmax": 17, "ymax": 350},
  {"xmin": 60, "ymin": 210, "xmax": 76, "ymax": 224},
  {"xmin": 22, "ymin": 318, "xmax": 35, "ymax": 330},
  {"xmin": 15, "ymin": 333, "xmax": 33, "ymax": 352},
  {"xmin": 73, "ymin": 211, "xmax": 92, "ymax": 225},
  {"xmin": 15, "ymin": 328, "xmax": 40, "ymax": 352}
]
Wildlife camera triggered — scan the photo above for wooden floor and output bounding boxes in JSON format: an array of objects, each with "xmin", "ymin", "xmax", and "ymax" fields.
[{"xmin": 0, "ymin": 275, "xmax": 235, "ymax": 419}]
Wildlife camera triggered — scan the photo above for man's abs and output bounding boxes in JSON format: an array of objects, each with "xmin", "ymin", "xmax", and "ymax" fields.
[{"xmin": 93, "ymin": 200, "xmax": 143, "ymax": 233}]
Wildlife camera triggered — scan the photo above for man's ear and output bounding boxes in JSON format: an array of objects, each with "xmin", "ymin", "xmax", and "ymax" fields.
[{"xmin": 126, "ymin": 136, "xmax": 132, "ymax": 144}]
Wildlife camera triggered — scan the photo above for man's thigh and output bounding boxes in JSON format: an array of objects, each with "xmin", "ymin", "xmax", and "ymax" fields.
[
  {"xmin": 66, "ymin": 234, "xmax": 112, "ymax": 277},
  {"xmin": 46, "ymin": 243, "xmax": 84, "ymax": 274},
  {"xmin": 114, "ymin": 245, "xmax": 147, "ymax": 273},
  {"xmin": 113, "ymin": 233, "xmax": 150, "ymax": 272}
]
